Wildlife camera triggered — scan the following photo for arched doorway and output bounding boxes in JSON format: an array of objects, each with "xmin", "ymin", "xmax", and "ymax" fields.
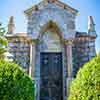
[
  {"xmin": 40, "ymin": 52, "xmax": 63, "ymax": 100},
  {"xmin": 38, "ymin": 21, "xmax": 63, "ymax": 100}
]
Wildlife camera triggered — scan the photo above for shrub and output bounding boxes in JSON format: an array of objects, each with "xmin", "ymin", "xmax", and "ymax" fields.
[
  {"xmin": 68, "ymin": 53, "xmax": 100, "ymax": 100},
  {"xmin": 0, "ymin": 60, "xmax": 35, "ymax": 100}
]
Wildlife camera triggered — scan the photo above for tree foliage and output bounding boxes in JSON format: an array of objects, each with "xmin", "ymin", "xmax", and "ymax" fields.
[
  {"xmin": 0, "ymin": 60, "xmax": 35, "ymax": 100},
  {"xmin": 0, "ymin": 23, "xmax": 8, "ymax": 59},
  {"xmin": 68, "ymin": 53, "xmax": 100, "ymax": 100}
]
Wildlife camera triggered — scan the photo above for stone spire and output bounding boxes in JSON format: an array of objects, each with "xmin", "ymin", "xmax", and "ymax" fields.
[
  {"xmin": 88, "ymin": 16, "xmax": 95, "ymax": 32},
  {"xmin": 88, "ymin": 16, "xmax": 97, "ymax": 37},
  {"xmin": 8, "ymin": 16, "xmax": 15, "ymax": 34}
]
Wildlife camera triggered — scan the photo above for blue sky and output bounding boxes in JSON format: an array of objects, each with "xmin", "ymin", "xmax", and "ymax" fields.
[{"xmin": 0, "ymin": 0, "xmax": 100, "ymax": 53}]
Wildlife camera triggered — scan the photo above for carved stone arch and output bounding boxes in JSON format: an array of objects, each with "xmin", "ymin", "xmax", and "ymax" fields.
[
  {"xmin": 34, "ymin": 20, "xmax": 67, "ymax": 100},
  {"xmin": 38, "ymin": 20, "xmax": 65, "ymax": 44},
  {"xmin": 40, "ymin": 20, "xmax": 60, "ymax": 33},
  {"xmin": 37, "ymin": 20, "xmax": 65, "ymax": 100},
  {"xmin": 31, "ymin": 14, "xmax": 67, "ymax": 39},
  {"xmin": 37, "ymin": 20, "xmax": 65, "ymax": 52}
]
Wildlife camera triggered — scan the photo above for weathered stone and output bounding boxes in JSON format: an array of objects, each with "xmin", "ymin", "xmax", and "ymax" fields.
[{"xmin": 6, "ymin": 0, "xmax": 97, "ymax": 100}]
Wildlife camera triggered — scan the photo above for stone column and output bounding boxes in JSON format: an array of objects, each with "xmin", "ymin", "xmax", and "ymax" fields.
[
  {"xmin": 29, "ymin": 41, "xmax": 39, "ymax": 100},
  {"xmin": 29, "ymin": 41, "xmax": 36, "ymax": 78},
  {"xmin": 29, "ymin": 41, "xmax": 40, "ymax": 100},
  {"xmin": 66, "ymin": 40, "xmax": 73, "ymax": 77},
  {"xmin": 65, "ymin": 40, "xmax": 73, "ymax": 97}
]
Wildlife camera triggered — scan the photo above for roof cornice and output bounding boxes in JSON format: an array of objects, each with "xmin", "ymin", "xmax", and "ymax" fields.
[{"xmin": 24, "ymin": 0, "xmax": 78, "ymax": 16}]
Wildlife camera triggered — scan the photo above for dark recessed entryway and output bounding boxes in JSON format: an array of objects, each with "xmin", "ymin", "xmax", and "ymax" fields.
[{"xmin": 40, "ymin": 52, "xmax": 63, "ymax": 100}]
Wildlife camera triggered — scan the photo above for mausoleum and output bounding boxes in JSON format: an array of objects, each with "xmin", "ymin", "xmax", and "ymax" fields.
[{"xmin": 7, "ymin": 0, "xmax": 97, "ymax": 100}]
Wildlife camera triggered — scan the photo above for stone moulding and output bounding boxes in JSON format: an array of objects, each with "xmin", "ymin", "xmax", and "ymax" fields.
[{"xmin": 24, "ymin": 0, "xmax": 78, "ymax": 16}]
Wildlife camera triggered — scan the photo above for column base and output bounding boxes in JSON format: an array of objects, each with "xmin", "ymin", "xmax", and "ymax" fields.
[
  {"xmin": 66, "ymin": 77, "xmax": 73, "ymax": 97},
  {"xmin": 33, "ymin": 77, "xmax": 40, "ymax": 100}
]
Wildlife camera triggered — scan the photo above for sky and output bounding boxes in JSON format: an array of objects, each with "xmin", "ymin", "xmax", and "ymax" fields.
[{"xmin": 0, "ymin": 0, "xmax": 100, "ymax": 53}]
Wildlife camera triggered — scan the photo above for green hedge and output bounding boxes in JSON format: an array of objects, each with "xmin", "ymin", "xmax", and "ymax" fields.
[
  {"xmin": 0, "ymin": 60, "xmax": 34, "ymax": 100},
  {"xmin": 68, "ymin": 53, "xmax": 100, "ymax": 100}
]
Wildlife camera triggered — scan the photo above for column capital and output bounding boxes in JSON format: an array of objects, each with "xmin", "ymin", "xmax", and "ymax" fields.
[
  {"xmin": 29, "ymin": 39, "xmax": 38, "ymax": 44},
  {"xmin": 65, "ymin": 40, "xmax": 73, "ymax": 45}
]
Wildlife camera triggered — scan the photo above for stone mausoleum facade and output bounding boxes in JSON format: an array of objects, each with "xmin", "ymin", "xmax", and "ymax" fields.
[{"xmin": 6, "ymin": 0, "xmax": 97, "ymax": 100}]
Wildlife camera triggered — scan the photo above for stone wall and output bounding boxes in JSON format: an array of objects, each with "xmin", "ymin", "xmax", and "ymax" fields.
[
  {"xmin": 27, "ymin": 3, "xmax": 76, "ymax": 40},
  {"xmin": 72, "ymin": 34, "xmax": 96, "ymax": 77},
  {"xmin": 7, "ymin": 36, "xmax": 30, "ymax": 72}
]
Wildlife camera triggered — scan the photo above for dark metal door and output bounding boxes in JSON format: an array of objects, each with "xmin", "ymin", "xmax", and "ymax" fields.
[{"xmin": 40, "ymin": 53, "xmax": 63, "ymax": 100}]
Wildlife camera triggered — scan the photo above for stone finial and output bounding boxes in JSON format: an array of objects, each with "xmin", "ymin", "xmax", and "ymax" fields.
[
  {"xmin": 8, "ymin": 16, "xmax": 15, "ymax": 34},
  {"xmin": 88, "ymin": 16, "xmax": 97, "ymax": 37},
  {"xmin": 88, "ymin": 16, "xmax": 95, "ymax": 32}
]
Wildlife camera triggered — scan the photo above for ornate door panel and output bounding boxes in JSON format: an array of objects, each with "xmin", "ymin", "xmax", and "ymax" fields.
[{"xmin": 40, "ymin": 53, "xmax": 63, "ymax": 100}]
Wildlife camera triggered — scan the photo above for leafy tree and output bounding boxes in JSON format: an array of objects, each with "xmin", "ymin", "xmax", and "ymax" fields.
[
  {"xmin": 68, "ymin": 53, "xmax": 100, "ymax": 100},
  {"xmin": 0, "ymin": 23, "xmax": 8, "ymax": 59},
  {"xmin": 0, "ymin": 60, "xmax": 35, "ymax": 100}
]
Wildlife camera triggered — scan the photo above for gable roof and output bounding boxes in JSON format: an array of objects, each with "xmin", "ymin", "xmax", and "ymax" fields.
[{"xmin": 24, "ymin": 0, "xmax": 78, "ymax": 16}]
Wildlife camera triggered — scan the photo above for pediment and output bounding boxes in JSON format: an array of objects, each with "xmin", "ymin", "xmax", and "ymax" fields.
[{"xmin": 24, "ymin": 0, "xmax": 78, "ymax": 16}]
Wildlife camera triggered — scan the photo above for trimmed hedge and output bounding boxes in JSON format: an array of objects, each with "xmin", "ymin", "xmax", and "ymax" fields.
[
  {"xmin": 0, "ymin": 60, "xmax": 34, "ymax": 100},
  {"xmin": 68, "ymin": 53, "xmax": 100, "ymax": 100}
]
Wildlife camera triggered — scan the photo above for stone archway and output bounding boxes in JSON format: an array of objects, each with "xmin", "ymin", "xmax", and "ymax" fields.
[
  {"xmin": 37, "ymin": 21, "xmax": 64, "ymax": 100},
  {"xmin": 38, "ymin": 21, "xmax": 64, "ymax": 52}
]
